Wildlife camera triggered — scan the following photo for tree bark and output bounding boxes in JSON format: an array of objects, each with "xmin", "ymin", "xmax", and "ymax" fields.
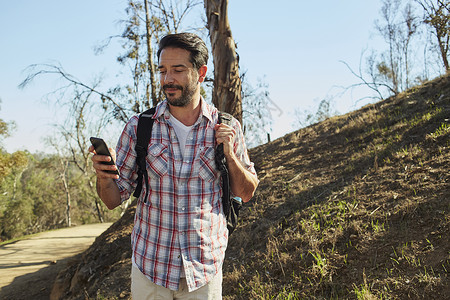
[
  {"xmin": 204, "ymin": 0, "xmax": 243, "ymax": 123},
  {"xmin": 61, "ymin": 161, "xmax": 71, "ymax": 227},
  {"xmin": 88, "ymin": 178, "xmax": 104, "ymax": 223}
]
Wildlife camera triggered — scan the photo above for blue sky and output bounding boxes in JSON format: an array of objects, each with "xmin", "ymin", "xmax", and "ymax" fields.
[{"xmin": 1, "ymin": 0, "xmax": 384, "ymax": 153}]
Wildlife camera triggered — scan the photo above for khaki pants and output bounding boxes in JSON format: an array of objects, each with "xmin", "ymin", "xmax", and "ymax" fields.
[{"xmin": 131, "ymin": 265, "xmax": 222, "ymax": 300}]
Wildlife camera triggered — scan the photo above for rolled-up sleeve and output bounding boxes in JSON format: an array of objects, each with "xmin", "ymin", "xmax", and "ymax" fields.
[
  {"xmin": 231, "ymin": 117, "xmax": 257, "ymax": 177},
  {"xmin": 114, "ymin": 116, "xmax": 140, "ymax": 203}
]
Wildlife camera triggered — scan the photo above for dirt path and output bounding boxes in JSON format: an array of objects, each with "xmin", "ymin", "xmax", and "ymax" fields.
[{"xmin": 0, "ymin": 223, "xmax": 112, "ymax": 300}]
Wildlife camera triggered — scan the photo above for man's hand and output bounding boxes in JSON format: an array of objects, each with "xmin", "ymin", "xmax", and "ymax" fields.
[
  {"xmin": 214, "ymin": 123, "xmax": 258, "ymax": 202},
  {"xmin": 88, "ymin": 145, "xmax": 121, "ymax": 210},
  {"xmin": 89, "ymin": 145, "xmax": 119, "ymax": 180},
  {"xmin": 214, "ymin": 123, "xmax": 236, "ymax": 159}
]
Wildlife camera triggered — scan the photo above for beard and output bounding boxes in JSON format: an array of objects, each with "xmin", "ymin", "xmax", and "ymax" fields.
[{"xmin": 163, "ymin": 82, "xmax": 197, "ymax": 107}]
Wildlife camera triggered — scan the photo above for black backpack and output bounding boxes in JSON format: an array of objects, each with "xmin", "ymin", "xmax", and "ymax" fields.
[{"xmin": 132, "ymin": 108, "xmax": 242, "ymax": 235}]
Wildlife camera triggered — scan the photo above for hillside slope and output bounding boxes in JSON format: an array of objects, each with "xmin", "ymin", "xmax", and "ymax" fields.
[{"xmin": 51, "ymin": 74, "xmax": 449, "ymax": 299}]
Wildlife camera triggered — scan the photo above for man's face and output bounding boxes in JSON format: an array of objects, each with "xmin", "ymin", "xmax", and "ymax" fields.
[{"xmin": 158, "ymin": 47, "xmax": 200, "ymax": 107}]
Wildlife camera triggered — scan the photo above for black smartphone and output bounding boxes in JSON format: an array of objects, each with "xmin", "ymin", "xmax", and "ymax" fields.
[{"xmin": 90, "ymin": 137, "xmax": 119, "ymax": 175}]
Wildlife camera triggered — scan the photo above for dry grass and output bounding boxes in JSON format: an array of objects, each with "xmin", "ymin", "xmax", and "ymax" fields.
[
  {"xmin": 44, "ymin": 74, "xmax": 449, "ymax": 299},
  {"xmin": 223, "ymin": 74, "xmax": 450, "ymax": 299}
]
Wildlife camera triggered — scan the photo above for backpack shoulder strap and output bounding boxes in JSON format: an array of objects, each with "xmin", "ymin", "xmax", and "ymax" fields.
[
  {"xmin": 215, "ymin": 111, "xmax": 232, "ymax": 168},
  {"xmin": 133, "ymin": 107, "xmax": 156, "ymax": 201},
  {"xmin": 216, "ymin": 111, "xmax": 242, "ymax": 235},
  {"xmin": 215, "ymin": 111, "xmax": 233, "ymax": 220}
]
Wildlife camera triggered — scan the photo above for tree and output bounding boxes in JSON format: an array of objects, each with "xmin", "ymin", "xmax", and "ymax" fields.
[
  {"xmin": 20, "ymin": 67, "xmax": 122, "ymax": 224},
  {"xmin": 144, "ymin": 0, "xmax": 203, "ymax": 104},
  {"xmin": 46, "ymin": 83, "xmax": 120, "ymax": 223},
  {"xmin": 108, "ymin": 0, "xmax": 201, "ymax": 111},
  {"xmin": 0, "ymin": 101, "xmax": 28, "ymax": 183},
  {"xmin": 241, "ymin": 75, "xmax": 276, "ymax": 146},
  {"xmin": 204, "ymin": 0, "xmax": 243, "ymax": 123},
  {"xmin": 18, "ymin": 1, "xmax": 203, "ymax": 227},
  {"xmin": 0, "ymin": 118, "xmax": 9, "ymax": 141},
  {"xmin": 401, "ymin": 3, "xmax": 420, "ymax": 89},
  {"xmin": 19, "ymin": 63, "xmax": 131, "ymax": 123},
  {"xmin": 1, "ymin": 154, "xmax": 73, "ymax": 239},
  {"xmin": 374, "ymin": 0, "xmax": 421, "ymax": 94},
  {"xmin": 415, "ymin": 0, "xmax": 450, "ymax": 72},
  {"xmin": 293, "ymin": 97, "xmax": 339, "ymax": 130},
  {"xmin": 60, "ymin": 159, "xmax": 72, "ymax": 227},
  {"xmin": 0, "ymin": 99, "xmax": 13, "ymax": 145},
  {"xmin": 341, "ymin": 0, "xmax": 424, "ymax": 103}
]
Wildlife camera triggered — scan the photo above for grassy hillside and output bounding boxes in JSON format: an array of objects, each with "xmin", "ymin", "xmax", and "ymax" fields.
[{"xmin": 51, "ymin": 74, "xmax": 449, "ymax": 299}]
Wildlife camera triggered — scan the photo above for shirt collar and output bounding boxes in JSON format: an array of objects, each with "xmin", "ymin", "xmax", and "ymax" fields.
[{"xmin": 154, "ymin": 97, "xmax": 214, "ymax": 124}]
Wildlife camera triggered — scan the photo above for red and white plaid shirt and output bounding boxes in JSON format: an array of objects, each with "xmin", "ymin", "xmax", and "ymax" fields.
[{"xmin": 115, "ymin": 99, "xmax": 256, "ymax": 292}]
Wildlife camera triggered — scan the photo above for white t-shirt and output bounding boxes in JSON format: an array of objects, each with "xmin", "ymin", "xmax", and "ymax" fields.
[{"xmin": 169, "ymin": 114, "xmax": 193, "ymax": 161}]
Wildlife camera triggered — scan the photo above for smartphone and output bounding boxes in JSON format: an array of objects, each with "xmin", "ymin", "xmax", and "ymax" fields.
[{"xmin": 90, "ymin": 137, "xmax": 119, "ymax": 175}]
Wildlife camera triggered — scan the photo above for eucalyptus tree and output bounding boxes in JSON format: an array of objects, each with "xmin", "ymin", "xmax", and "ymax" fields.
[{"xmin": 204, "ymin": 0, "xmax": 243, "ymax": 123}]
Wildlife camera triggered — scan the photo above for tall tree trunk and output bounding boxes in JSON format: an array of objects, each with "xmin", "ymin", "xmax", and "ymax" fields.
[
  {"xmin": 61, "ymin": 161, "xmax": 71, "ymax": 227},
  {"xmin": 204, "ymin": 0, "xmax": 242, "ymax": 123},
  {"xmin": 144, "ymin": 0, "xmax": 159, "ymax": 107},
  {"xmin": 437, "ymin": 34, "xmax": 450, "ymax": 72},
  {"xmin": 88, "ymin": 178, "xmax": 104, "ymax": 223}
]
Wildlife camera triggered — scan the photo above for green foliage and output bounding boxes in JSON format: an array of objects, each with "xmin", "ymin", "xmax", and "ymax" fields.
[
  {"xmin": 377, "ymin": 61, "xmax": 394, "ymax": 80},
  {"xmin": 293, "ymin": 97, "xmax": 339, "ymax": 129},
  {"xmin": 0, "ymin": 102, "xmax": 28, "ymax": 182},
  {"xmin": 0, "ymin": 152, "xmax": 121, "ymax": 241},
  {"xmin": 0, "ymin": 100, "xmax": 10, "ymax": 139},
  {"xmin": 0, "ymin": 150, "xmax": 28, "ymax": 182},
  {"xmin": 0, "ymin": 119, "xmax": 9, "ymax": 138}
]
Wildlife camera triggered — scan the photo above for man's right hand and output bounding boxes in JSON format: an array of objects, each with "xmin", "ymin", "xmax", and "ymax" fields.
[
  {"xmin": 89, "ymin": 145, "xmax": 122, "ymax": 210},
  {"xmin": 89, "ymin": 145, "xmax": 119, "ymax": 179}
]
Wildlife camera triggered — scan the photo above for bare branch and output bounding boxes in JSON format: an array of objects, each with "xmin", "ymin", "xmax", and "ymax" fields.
[
  {"xmin": 339, "ymin": 60, "xmax": 388, "ymax": 99},
  {"xmin": 19, "ymin": 63, "xmax": 129, "ymax": 122}
]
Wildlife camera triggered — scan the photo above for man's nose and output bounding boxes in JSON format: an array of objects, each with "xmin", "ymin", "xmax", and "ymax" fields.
[{"xmin": 163, "ymin": 71, "xmax": 175, "ymax": 84}]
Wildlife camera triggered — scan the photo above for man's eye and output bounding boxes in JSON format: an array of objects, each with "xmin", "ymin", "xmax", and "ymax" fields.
[{"xmin": 174, "ymin": 69, "xmax": 184, "ymax": 73}]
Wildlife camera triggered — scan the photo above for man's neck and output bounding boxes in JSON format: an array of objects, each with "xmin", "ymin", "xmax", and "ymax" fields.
[{"xmin": 168, "ymin": 95, "xmax": 202, "ymax": 126}]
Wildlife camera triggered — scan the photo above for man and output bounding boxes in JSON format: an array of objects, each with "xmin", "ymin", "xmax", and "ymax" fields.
[{"xmin": 90, "ymin": 32, "xmax": 258, "ymax": 299}]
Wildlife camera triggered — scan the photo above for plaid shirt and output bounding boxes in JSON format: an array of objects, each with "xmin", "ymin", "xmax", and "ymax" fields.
[{"xmin": 115, "ymin": 99, "xmax": 256, "ymax": 292}]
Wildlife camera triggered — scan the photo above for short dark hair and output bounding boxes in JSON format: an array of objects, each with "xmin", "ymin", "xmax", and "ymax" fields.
[{"xmin": 157, "ymin": 32, "xmax": 208, "ymax": 69}]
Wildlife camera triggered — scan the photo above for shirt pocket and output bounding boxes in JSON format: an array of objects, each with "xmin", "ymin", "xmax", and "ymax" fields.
[
  {"xmin": 197, "ymin": 146, "xmax": 217, "ymax": 182},
  {"xmin": 147, "ymin": 143, "xmax": 169, "ymax": 179}
]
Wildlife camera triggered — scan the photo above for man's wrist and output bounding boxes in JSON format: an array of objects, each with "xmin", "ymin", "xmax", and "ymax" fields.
[{"xmin": 96, "ymin": 177, "xmax": 116, "ymax": 195}]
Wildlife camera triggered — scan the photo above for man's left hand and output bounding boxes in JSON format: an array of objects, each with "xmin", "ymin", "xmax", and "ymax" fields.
[{"xmin": 214, "ymin": 123, "xmax": 236, "ymax": 158}]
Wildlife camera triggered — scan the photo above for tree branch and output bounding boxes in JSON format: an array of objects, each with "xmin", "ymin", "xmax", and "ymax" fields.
[{"xmin": 19, "ymin": 63, "xmax": 129, "ymax": 122}]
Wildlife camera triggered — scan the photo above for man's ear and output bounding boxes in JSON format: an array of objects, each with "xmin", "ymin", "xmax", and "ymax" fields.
[{"xmin": 198, "ymin": 65, "xmax": 207, "ymax": 83}]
